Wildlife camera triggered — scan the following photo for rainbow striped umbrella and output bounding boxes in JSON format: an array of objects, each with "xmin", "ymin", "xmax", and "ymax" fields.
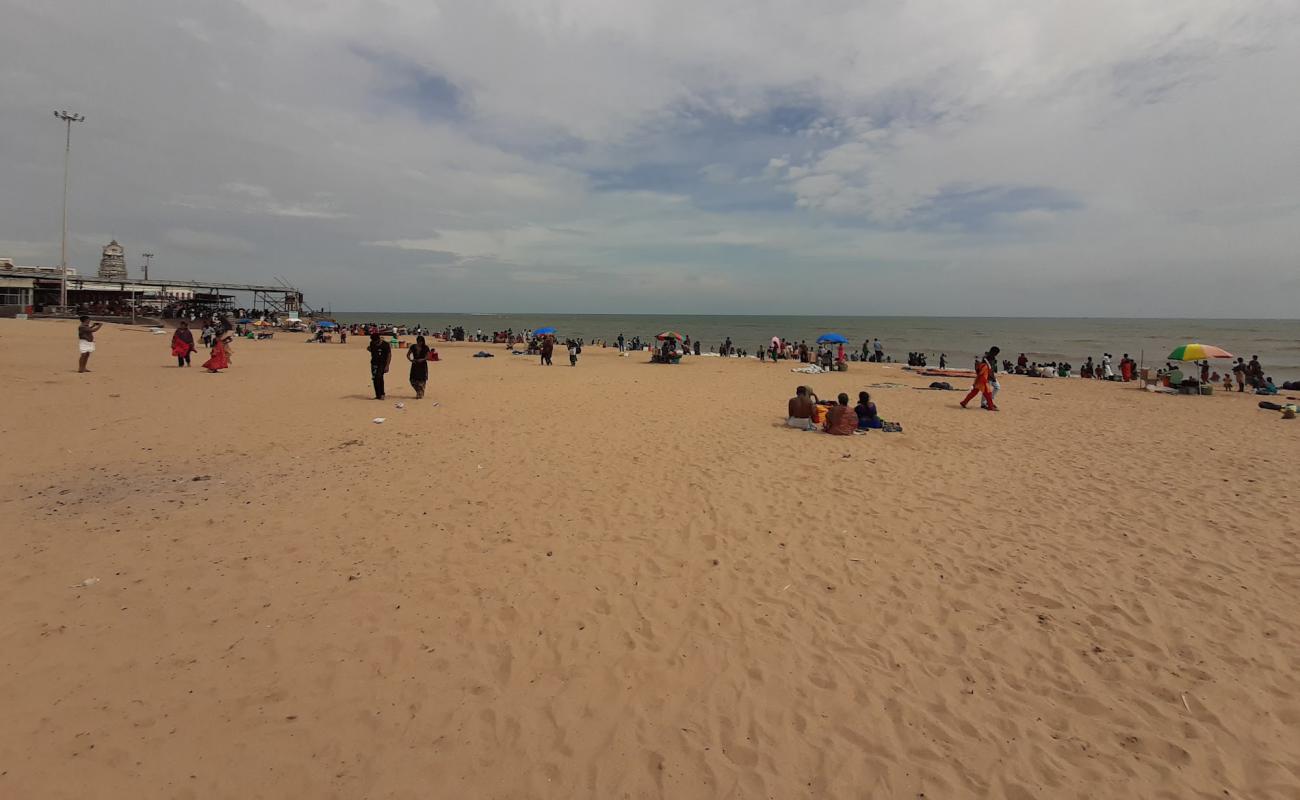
[{"xmin": 1167, "ymin": 343, "xmax": 1233, "ymax": 361}]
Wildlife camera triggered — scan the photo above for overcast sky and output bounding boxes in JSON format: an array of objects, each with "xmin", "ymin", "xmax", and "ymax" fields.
[{"xmin": 3, "ymin": 1, "xmax": 1298, "ymax": 316}]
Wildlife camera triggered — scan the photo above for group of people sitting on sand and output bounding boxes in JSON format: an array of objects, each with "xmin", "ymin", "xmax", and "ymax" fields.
[{"xmin": 786, "ymin": 386, "xmax": 883, "ymax": 434}]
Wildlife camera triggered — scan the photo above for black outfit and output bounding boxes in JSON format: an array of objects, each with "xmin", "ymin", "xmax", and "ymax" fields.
[
  {"xmin": 409, "ymin": 344, "xmax": 430, "ymax": 390},
  {"xmin": 368, "ymin": 340, "xmax": 392, "ymax": 398}
]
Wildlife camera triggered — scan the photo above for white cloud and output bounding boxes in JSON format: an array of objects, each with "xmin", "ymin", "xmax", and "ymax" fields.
[{"xmin": 1, "ymin": 0, "xmax": 1297, "ymax": 314}]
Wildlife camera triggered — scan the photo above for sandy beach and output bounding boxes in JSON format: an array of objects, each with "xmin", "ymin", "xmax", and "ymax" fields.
[{"xmin": 1, "ymin": 317, "xmax": 1297, "ymax": 799}]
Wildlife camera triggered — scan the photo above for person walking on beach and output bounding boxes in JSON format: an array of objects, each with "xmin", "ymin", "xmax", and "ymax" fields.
[
  {"xmin": 368, "ymin": 332, "xmax": 392, "ymax": 399},
  {"xmin": 201, "ymin": 332, "xmax": 231, "ymax": 373},
  {"xmin": 540, "ymin": 336, "xmax": 554, "ymax": 366},
  {"xmin": 171, "ymin": 320, "xmax": 196, "ymax": 367},
  {"xmin": 980, "ymin": 347, "xmax": 1001, "ymax": 409},
  {"xmin": 77, "ymin": 315, "xmax": 102, "ymax": 373},
  {"xmin": 568, "ymin": 339, "xmax": 579, "ymax": 366},
  {"xmin": 407, "ymin": 335, "xmax": 430, "ymax": 399},
  {"xmin": 961, "ymin": 356, "xmax": 997, "ymax": 411},
  {"xmin": 939, "ymin": 353, "xmax": 947, "ymax": 369}
]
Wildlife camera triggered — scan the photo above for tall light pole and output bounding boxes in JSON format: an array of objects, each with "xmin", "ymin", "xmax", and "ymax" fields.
[
  {"xmin": 142, "ymin": 252, "xmax": 154, "ymax": 281},
  {"xmin": 54, "ymin": 110, "xmax": 85, "ymax": 310}
]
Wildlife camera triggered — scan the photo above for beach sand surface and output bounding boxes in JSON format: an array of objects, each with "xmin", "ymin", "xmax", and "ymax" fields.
[{"xmin": 1, "ymin": 318, "xmax": 1297, "ymax": 799}]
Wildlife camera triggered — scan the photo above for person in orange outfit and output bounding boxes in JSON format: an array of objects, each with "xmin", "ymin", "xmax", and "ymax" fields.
[{"xmin": 960, "ymin": 357, "xmax": 997, "ymax": 411}]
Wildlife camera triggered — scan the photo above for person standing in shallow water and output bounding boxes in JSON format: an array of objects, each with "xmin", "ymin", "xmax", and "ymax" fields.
[
  {"xmin": 407, "ymin": 335, "xmax": 430, "ymax": 399},
  {"xmin": 368, "ymin": 332, "xmax": 392, "ymax": 399}
]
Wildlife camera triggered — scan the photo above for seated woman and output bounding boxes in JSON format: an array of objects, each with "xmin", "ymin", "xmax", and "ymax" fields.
[
  {"xmin": 824, "ymin": 393, "xmax": 858, "ymax": 435},
  {"xmin": 855, "ymin": 391, "xmax": 882, "ymax": 429}
]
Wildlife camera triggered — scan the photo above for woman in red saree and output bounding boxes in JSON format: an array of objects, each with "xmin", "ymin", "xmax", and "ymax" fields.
[
  {"xmin": 202, "ymin": 335, "xmax": 231, "ymax": 372},
  {"xmin": 171, "ymin": 321, "xmax": 196, "ymax": 367}
]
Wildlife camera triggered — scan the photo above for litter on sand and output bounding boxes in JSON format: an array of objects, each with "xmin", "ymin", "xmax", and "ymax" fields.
[{"xmin": 372, "ymin": 417, "xmax": 386, "ymax": 424}]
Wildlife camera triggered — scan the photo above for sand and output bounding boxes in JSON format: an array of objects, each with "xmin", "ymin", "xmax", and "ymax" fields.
[{"xmin": 0, "ymin": 318, "xmax": 1297, "ymax": 799}]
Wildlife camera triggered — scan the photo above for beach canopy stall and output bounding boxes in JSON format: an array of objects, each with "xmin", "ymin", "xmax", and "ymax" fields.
[
  {"xmin": 655, "ymin": 331, "xmax": 684, "ymax": 340},
  {"xmin": 1167, "ymin": 343, "xmax": 1233, "ymax": 361},
  {"xmin": 817, "ymin": 333, "xmax": 848, "ymax": 344},
  {"xmin": 534, "ymin": 326, "xmax": 557, "ymax": 336},
  {"xmin": 1162, "ymin": 343, "xmax": 1234, "ymax": 394}
]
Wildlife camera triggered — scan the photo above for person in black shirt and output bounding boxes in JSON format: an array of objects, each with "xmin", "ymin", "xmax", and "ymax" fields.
[{"xmin": 367, "ymin": 333, "xmax": 392, "ymax": 399}]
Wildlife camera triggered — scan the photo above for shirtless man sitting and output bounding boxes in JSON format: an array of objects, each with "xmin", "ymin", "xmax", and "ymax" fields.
[{"xmin": 787, "ymin": 385, "xmax": 818, "ymax": 430}]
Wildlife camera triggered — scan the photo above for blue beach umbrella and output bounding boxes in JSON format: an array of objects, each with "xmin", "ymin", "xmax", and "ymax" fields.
[
  {"xmin": 236, "ymin": 318, "xmax": 253, "ymax": 324},
  {"xmin": 534, "ymin": 326, "xmax": 557, "ymax": 335},
  {"xmin": 817, "ymin": 333, "xmax": 848, "ymax": 344},
  {"xmin": 315, "ymin": 320, "xmax": 338, "ymax": 328}
]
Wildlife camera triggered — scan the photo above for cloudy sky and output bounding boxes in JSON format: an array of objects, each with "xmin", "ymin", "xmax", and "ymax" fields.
[{"xmin": 3, "ymin": 1, "xmax": 1298, "ymax": 316}]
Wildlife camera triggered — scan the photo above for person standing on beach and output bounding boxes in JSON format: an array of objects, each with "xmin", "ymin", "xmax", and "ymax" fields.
[
  {"xmin": 568, "ymin": 339, "xmax": 579, "ymax": 366},
  {"xmin": 872, "ymin": 338, "xmax": 883, "ymax": 363},
  {"xmin": 1248, "ymin": 355, "xmax": 1263, "ymax": 389},
  {"xmin": 540, "ymin": 336, "xmax": 554, "ymax": 366},
  {"xmin": 939, "ymin": 353, "xmax": 947, "ymax": 369},
  {"xmin": 961, "ymin": 356, "xmax": 997, "ymax": 411},
  {"xmin": 368, "ymin": 332, "xmax": 392, "ymax": 399},
  {"xmin": 1232, "ymin": 358, "xmax": 1246, "ymax": 392},
  {"xmin": 77, "ymin": 315, "xmax": 102, "ymax": 373},
  {"xmin": 407, "ymin": 335, "xmax": 430, "ymax": 399},
  {"xmin": 171, "ymin": 320, "xmax": 196, "ymax": 367}
]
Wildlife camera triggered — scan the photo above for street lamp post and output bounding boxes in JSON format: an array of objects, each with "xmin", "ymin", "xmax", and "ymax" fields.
[
  {"xmin": 142, "ymin": 252, "xmax": 154, "ymax": 281},
  {"xmin": 54, "ymin": 110, "xmax": 85, "ymax": 310}
]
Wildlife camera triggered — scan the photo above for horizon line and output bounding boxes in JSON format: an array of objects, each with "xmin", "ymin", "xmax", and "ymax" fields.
[{"xmin": 325, "ymin": 311, "xmax": 1300, "ymax": 322}]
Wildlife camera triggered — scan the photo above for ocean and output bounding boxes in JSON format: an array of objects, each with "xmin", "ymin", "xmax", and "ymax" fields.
[{"xmin": 331, "ymin": 313, "xmax": 1300, "ymax": 381}]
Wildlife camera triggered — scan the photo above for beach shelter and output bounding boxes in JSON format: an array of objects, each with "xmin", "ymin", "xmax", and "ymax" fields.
[
  {"xmin": 816, "ymin": 333, "xmax": 848, "ymax": 344},
  {"xmin": 1164, "ymin": 343, "xmax": 1233, "ymax": 393},
  {"xmin": 534, "ymin": 326, "xmax": 557, "ymax": 336},
  {"xmin": 655, "ymin": 331, "xmax": 684, "ymax": 340},
  {"xmin": 1167, "ymin": 343, "xmax": 1233, "ymax": 361}
]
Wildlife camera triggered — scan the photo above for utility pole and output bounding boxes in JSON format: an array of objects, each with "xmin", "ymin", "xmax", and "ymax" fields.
[
  {"xmin": 54, "ymin": 110, "xmax": 85, "ymax": 310},
  {"xmin": 142, "ymin": 252, "xmax": 154, "ymax": 281}
]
